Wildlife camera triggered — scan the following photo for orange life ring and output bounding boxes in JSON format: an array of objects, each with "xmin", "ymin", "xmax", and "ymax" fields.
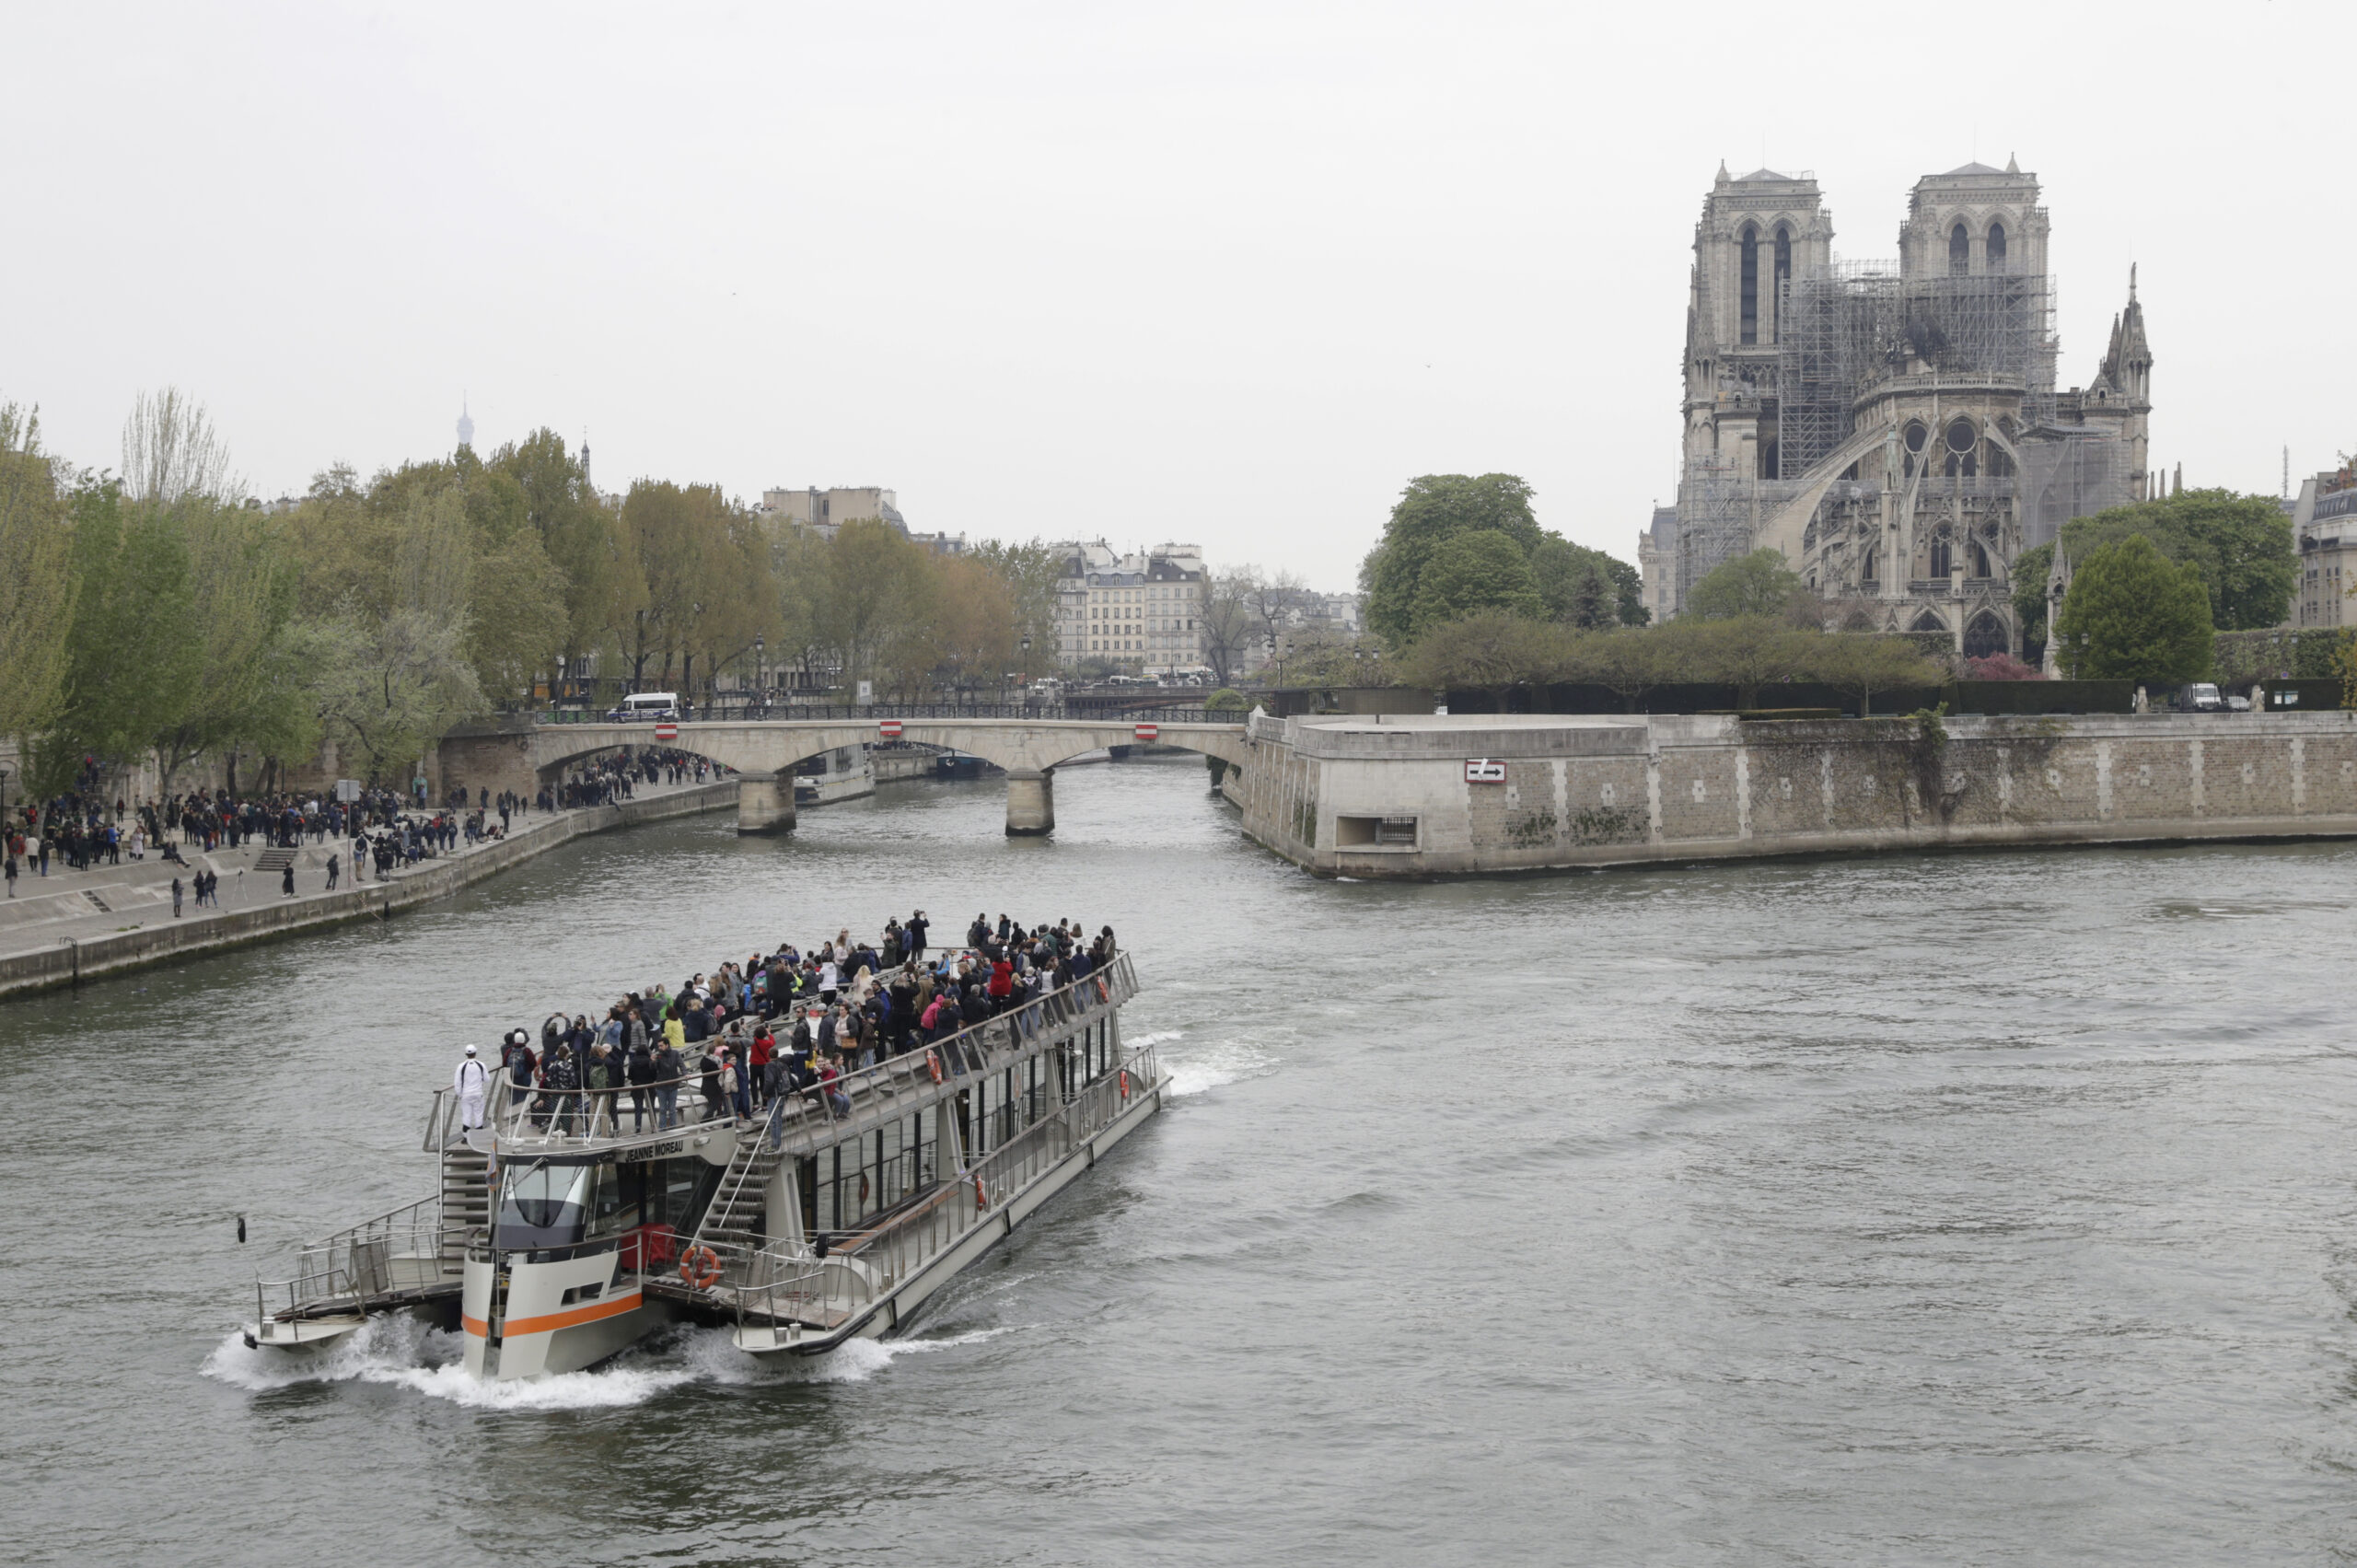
[
  {"xmin": 1119, "ymin": 1068, "xmax": 1131, "ymax": 1100},
  {"xmin": 926, "ymin": 1050, "xmax": 944, "ymax": 1085},
  {"xmin": 679, "ymin": 1244, "xmax": 722, "ymax": 1290},
  {"xmin": 1095, "ymin": 978, "xmax": 1109, "ymax": 1002},
  {"xmin": 973, "ymin": 1173, "xmax": 989, "ymax": 1210}
]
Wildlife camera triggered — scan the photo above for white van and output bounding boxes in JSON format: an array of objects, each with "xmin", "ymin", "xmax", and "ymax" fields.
[{"xmin": 609, "ymin": 691, "xmax": 680, "ymax": 722}]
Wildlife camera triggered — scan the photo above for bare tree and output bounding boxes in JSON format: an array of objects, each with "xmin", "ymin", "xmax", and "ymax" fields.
[
  {"xmin": 121, "ymin": 387, "xmax": 244, "ymax": 505},
  {"xmin": 1202, "ymin": 567, "xmax": 1260, "ymax": 687}
]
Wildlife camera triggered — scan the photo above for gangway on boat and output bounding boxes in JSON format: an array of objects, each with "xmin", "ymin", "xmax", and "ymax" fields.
[{"xmin": 242, "ymin": 953, "xmax": 1166, "ymax": 1376}]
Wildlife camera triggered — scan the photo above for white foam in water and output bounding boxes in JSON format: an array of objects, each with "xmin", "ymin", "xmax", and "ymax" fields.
[
  {"xmin": 1163, "ymin": 1036, "xmax": 1275, "ymax": 1098},
  {"xmin": 203, "ymin": 1313, "xmax": 1007, "ymax": 1407}
]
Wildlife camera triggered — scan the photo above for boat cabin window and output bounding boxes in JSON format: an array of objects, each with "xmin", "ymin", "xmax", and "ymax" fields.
[{"xmin": 496, "ymin": 1161, "xmax": 594, "ymax": 1249}]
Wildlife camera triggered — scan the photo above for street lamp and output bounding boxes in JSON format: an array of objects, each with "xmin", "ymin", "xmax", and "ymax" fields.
[{"xmin": 755, "ymin": 634, "xmax": 765, "ymax": 711}]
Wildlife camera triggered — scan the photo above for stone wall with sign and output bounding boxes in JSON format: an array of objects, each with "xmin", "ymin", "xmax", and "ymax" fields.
[{"xmin": 1230, "ymin": 710, "xmax": 2357, "ymax": 877}]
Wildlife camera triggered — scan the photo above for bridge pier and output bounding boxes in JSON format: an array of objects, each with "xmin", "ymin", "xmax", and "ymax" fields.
[
  {"xmin": 1004, "ymin": 770, "xmax": 1054, "ymax": 837},
  {"xmin": 736, "ymin": 772, "xmax": 796, "ymax": 836}
]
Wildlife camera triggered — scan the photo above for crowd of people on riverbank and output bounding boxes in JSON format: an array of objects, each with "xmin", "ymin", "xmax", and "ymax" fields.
[
  {"xmin": 541, "ymin": 748, "xmax": 716, "ymax": 811},
  {"xmin": 463, "ymin": 912, "xmax": 1121, "ymax": 1137},
  {"xmin": 2, "ymin": 748, "xmax": 726, "ymax": 901}
]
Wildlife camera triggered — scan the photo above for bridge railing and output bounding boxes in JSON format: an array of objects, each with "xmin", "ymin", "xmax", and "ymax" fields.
[{"xmin": 535, "ymin": 702, "xmax": 1229, "ymax": 726}]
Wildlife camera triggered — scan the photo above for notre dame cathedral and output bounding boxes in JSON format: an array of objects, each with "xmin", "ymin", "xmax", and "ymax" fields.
[{"xmin": 1638, "ymin": 159, "xmax": 2152, "ymax": 657}]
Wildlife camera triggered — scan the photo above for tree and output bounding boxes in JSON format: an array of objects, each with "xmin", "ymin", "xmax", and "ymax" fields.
[
  {"xmin": 2058, "ymin": 489, "xmax": 2295, "ymax": 631},
  {"xmin": 32, "ymin": 482, "xmax": 202, "ymax": 797},
  {"xmin": 305, "ymin": 608, "xmax": 484, "ymax": 784},
  {"xmin": 0, "ymin": 405, "xmax": 76, "ymax": 741},
  {"xmin": 148, "ymin": 498, "xmax": 306, "ymax": 796},
  {"xmin": 1408, "ymin": 531, "xmax": 1542, "ymax": 634},
  {"xmin": 1531, "ymin": 534, "xmax": 1647, "ymax": 627},
  {"xmin": 120, "ymin": 387, "xmax": 242, "ymax": 506},
  {"xmin": 1396, "ymin": 611, "xmax": 1565, "ymax": 698},
  {"xmin": 969, "ymin": 539, "xmax": 1062, "ymax": 681},
  {"xmin": 1360, "ymin": 473, "xmax": 1541, "ymax": 643},
  {"xmin": 1201, "ymin": 569, "xmax": 1260, "ymax": 686},
  {"xmin": 1686, "ymin": 548, "xmax": 1805, "ymax": 621},
  {"xmin": 2052, "ymin": 534, "xmax": 2213, "ymax": 684},
  {"xmin": 1812, "ymin": 633, "xmax": 1947, "ymax": 716},
  {"xmin": 2011, "ymin": 541, "xmax": 2054, "ymax": 654},
  {"xmin": 1685, "ymin": 616, "xmax": 1816, "ymax": 709},
  {"xmin": 1573, "ymin": 626, "xmax": 1681, "ymax": 714}
]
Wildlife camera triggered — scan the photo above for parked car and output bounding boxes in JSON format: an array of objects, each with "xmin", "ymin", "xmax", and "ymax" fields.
[{"xmin": 2171, "ymin": 682, "xmax": 2226, "ymax": 713}]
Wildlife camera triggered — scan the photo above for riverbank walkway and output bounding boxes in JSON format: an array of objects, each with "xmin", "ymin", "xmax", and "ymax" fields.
[{"xmin": 0, "ymin": 776, "xmax": 734, "ymax": 988}]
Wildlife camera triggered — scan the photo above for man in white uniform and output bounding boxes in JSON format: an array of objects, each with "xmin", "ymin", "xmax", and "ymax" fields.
[{"xmin": 454, "ymin": 1044, "xmax": 490, "ymax": 1132}]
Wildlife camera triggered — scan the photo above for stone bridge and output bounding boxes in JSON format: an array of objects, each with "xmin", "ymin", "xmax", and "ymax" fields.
[{"xmin": 438, "ymin": 717, "xmax": 1252, "ymax": 836}]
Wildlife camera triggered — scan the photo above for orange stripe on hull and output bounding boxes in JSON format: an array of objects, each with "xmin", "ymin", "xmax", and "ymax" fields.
[
  {"xmin": 499, "ymin": 1291, "xmax": 645, "ymax": 1339},
  {"xmin": 462, "ymin": 1314, "xmax": 490, "ymax": 1338}
]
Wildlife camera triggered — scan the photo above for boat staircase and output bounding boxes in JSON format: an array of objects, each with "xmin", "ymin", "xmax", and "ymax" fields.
[
  {"xmin": 691, "ymin": 1133, "xmax": 784, "ymax": 1263},
  {"xmin": 438, "ymin": 1143, "xmax": 493, "ymax": 1275}
]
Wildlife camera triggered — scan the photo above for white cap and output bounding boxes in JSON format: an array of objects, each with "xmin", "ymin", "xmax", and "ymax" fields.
[{"xmin": 464, "ymin": 1044, "xmax": 478, "ymax": 1056}]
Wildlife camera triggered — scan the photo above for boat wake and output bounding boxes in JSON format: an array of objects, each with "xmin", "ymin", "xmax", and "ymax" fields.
[
  {"xmin": 1152, "ymin": 1030, "xmax": 1276, "ymax": 1098},
  {"xmin": 202, "ymin": 1315, "xmax": 1008, "ymax": 1408}
]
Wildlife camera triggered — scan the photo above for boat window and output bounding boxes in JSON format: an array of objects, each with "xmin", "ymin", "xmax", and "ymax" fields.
[{"xmin": 495, "ymin": 1161, "xmax": 592, "ymax": 1249}]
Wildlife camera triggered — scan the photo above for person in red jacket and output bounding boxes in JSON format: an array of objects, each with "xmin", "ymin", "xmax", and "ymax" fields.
[{"xmin": 749, "ymin": 1026, "xmax": 775, "ymax": 1109}]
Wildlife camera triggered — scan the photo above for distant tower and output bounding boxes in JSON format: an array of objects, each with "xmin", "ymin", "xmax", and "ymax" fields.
[
  {"xmin": 456, "ymin": 397, "xmax": 475, "ymax": 451},
  {"xmin": 578, "ymin": 435, "xmax": 591, "ymax": 489}
]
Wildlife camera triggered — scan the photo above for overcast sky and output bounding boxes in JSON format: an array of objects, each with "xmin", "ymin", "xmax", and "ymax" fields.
[{"xmin": 5, "ymin": 3, "xmax": 2348, "ymax": 587}]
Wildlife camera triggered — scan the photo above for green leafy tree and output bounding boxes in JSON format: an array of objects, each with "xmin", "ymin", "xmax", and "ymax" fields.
[
  {"xmin": 2053, "ymin": 534, "xmax": 2213, "ymax": 684},
  {"xmin": 2058, "ymin": 489, "xmax": 2295, "ymax": 631},
  {"xmin": 1360, "ymin": 474, "xmax": 1540, "ymax": 643},
  {"xmin": 2012, "ymin": 541, "xmax": 2054, "ymax": 653},
  {"xmin": 33, "ymin": 482, "xmax": 202, "ymax": 797},
  {"xmin": 1569, "ymin": 626, "xmax": 1684, "ymax": 714},
  {"xmin": 148, "ymin": 499, "xmax": 306, "ymax": 796},
  {"xmin": 970, "ymin": 539, "xmax": 1063, "ymax": 680},
  {"xmin": 0, "ymin": 405, "xmax": 76, "ymax": 740},
  {"xmin": 1685, "ymin": 616, "xmax": 1817, "ymax": 709},
  {"xmin": 1686, "ymin": 548, "xmax": 1805, "ymax": 621},
  {"xmin": 1409, "ymin": 530, "xmax": 1543, "ymax": 634},
  {"xmin": 1396, "ymin": 610, "xmax": 1567, "ymax": 705},
  {"xmin": 1530, "ymin": 535, "xmax": 1646, "ymax": 627},
  {"xmin": 1811, "ymin": 633, "xmax": 1947, "ymax": 716}
]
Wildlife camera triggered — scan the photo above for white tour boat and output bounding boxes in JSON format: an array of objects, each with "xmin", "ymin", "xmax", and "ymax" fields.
[{"xmin": 242, "ymin": 954, "xmax": 1164, "ymax": 1378}]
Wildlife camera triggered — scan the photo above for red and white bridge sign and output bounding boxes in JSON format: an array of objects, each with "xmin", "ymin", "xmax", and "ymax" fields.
[
  {"xmin": 654, "ymin": 722, "xmax": 679, "ymax": 742},
  {"xmin": 1133, "ymin": 724, "xmax": 1159, "ymax": 742},
  {"xmin": 878, "ymin": 719, "xmax": 904, "ymax": 738}
]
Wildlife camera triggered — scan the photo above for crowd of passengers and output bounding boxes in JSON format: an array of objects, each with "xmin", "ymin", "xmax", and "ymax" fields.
[{"xmin": 492, "ymin": 911, "xmax": 1120, "ymax": 1136}]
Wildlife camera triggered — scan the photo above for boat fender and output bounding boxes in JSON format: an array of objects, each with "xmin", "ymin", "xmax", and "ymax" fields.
[
  {"xmin": 926, "ymin": 1050, "xmax": 943, "ymax": 1085},
  {"xmin": 679, "ymin": 1244, "xmax": 723, "ymax": 1290},
  {"xmin": 973, "ymin": 1174, "xmax": 988, "ymax": 1211}
]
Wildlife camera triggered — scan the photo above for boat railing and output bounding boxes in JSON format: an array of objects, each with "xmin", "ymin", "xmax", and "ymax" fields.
[
  {"xmin": 458, "ymin": 952, "xmax": 1140, "ymax": 1154},
  {"xmin": 759, "ymin": 1030, "xmax": 1167, "ymax": 1319},
  {"xmin": 257, "ymin": 1195, "xmax": 465, "ymax": 1323}
]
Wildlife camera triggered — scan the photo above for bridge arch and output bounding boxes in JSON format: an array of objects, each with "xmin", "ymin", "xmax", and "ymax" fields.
[{"xmin": 451, "ymin": 717, "xmax": 1252, "ymax": 840}]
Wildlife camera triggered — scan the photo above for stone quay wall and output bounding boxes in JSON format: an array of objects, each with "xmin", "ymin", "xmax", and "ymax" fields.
[
  {"xmin": 1232, "ymin": 711, "xmax": 2357, "ymax": 878},
  {"xmin": 0, "ymin": 783, "xmax": 736, "ymax": 1000}
]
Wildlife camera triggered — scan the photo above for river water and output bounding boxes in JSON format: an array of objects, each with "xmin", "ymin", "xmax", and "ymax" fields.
[{"xmin": 6, "ymin": 755, "xmax": 2357, "ymax": 1565}]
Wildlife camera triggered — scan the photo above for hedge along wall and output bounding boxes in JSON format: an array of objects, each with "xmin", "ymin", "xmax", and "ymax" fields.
[
  {"xmin": 1438, "ymin": 679, "xmax": 2139, "ymax": 717},
  {"xmin": 2213, "ymin": 628, "xmax": 2354, "ymax": 685}
]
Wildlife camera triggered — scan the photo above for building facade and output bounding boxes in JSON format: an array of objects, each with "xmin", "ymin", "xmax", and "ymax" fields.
[
  {"xmin": 1648, "ymin": 159, "xmax": 2153, "ymax": 656},
  {"xmin": 2291, "ymin": 466, "xmax": 2357, "ymax": 628},
  {"xmin": 1053, "ymin": 541, "xmax": 1210, "ymax": 673}
]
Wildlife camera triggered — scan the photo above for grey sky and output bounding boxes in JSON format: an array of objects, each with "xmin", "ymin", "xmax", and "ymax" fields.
[{"xmin": 5, "ymin": 3, "xmax": 2346, "ymax": 589}]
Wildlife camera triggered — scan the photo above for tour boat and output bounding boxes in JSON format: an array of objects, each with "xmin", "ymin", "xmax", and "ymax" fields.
[
  {"xmin": 241, "ymin": 955, "xmax": 1164, "ymax": 1378},
  {"xmin": 793, "ymin": 744, "xmax": 875, "ymax": 806}
]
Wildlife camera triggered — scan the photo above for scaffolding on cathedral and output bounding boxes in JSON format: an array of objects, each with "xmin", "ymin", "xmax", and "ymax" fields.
[
  {"xmin": 2015, "ymin": 429, "xmax": 2124, "ymax": 551},
  {"xmin": 1773, "ymin": 261, "xmax": 2059, "ymax": 481},
  {"xmin": 1674, "ymin": 456, "xmax": 1752, "ymax": 606}
]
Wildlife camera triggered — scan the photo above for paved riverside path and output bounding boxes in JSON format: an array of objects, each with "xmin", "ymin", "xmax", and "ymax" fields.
[{"xmin": 0, "ymin": 779, "xmax": 734, "ymax": 997}]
